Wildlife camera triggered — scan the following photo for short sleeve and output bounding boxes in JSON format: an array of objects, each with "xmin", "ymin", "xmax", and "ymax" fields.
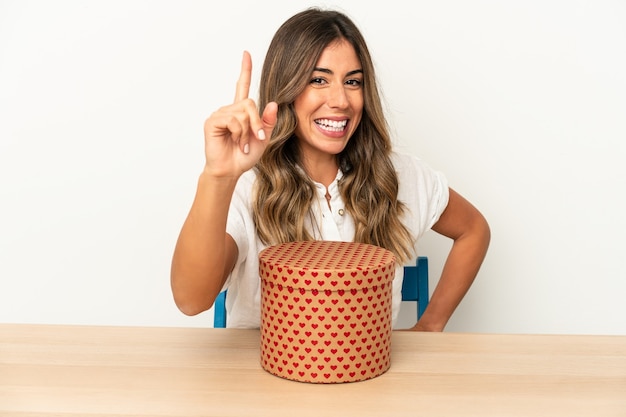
[{"xmin": 392, "ymin": 152, "xmax": 450, "ymax": 240}]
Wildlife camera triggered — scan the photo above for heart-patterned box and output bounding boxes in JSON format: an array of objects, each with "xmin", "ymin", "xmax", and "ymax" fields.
[{"xmin": 259, "ymin": 240, "xmax": 396, "ymax": 383}]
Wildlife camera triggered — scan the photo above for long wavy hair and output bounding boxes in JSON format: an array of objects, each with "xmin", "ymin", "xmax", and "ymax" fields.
[{"xmin": 252, "ymin": 8, "xmax": 415, "ymax": 263}]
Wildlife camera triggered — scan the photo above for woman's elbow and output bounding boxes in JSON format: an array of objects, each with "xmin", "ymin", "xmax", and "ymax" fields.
[
  {"xmin": 176, "ymin": 301, "xmax": 204, "ymax": 316},
  {"xmin": 477, "ymin": 213, "xmax": 491, "ymax": 251},
  {"xmin": 171, "ymin": 278, "xmax": 216, "ymax": 316}
]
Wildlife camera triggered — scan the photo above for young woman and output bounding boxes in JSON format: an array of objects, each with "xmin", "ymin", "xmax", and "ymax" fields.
[{"xmin": 171, "ymin": 8, "xmax": 490, "ymax": 331}]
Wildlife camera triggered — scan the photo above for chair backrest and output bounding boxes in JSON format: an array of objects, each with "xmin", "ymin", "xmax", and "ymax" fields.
[
  {"xmin": 213, "ymin": 291, "xmax": 227, "ymax": 328},
  {"xmin": 400, "ymin": 256, "xmax": 430, "ymax": 319},
  {"xmin": 213, "ymin": 256, "xmax": 429, "ymax": 328}
]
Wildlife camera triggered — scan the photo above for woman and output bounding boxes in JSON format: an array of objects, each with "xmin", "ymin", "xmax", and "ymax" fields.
[{"xmin": 171, "ymin": 8, "xmax": 490, "ymax": 331}]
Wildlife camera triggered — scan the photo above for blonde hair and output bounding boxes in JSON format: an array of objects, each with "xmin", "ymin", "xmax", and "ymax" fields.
[{"xmin": 252, "ymin": 8, "xmax": 415, "ymax": 263}]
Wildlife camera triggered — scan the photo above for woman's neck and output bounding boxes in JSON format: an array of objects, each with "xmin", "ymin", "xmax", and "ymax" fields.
[{"xmin": 301, "ymin": 156, "xmax": 339, "ymax": 187}]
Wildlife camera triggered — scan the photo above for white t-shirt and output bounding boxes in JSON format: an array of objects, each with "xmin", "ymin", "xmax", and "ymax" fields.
[{"xmin": 224, "ymin": 152, "xmax": 449, "ymax": 328}]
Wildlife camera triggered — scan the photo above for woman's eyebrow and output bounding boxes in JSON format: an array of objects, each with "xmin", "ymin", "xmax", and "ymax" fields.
[{"xmin": 313, "ymin": 67, "xmax": 363, "ymax": 76}]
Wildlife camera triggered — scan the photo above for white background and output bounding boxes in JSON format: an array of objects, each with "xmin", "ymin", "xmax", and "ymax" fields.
[{"xmin": 1, "ymin": 0, "xmax": 625, "ymax": 334}]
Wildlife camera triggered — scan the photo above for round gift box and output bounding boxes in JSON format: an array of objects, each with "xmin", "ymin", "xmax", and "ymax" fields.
[{"xmin": 259, "ymin": 240, "xmax": 396, "ymax": 383}]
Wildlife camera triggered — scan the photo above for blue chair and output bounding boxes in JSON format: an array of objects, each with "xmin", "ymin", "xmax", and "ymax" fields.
[
  {"xmin": 213, "ymin": 256, "xmax": 429, "ymax": 328},
  {"xmin": 214, "ymin": 291, "xmax": 228, "ymax": 328}
]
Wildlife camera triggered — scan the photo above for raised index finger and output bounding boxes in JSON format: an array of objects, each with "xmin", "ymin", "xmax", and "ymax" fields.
[{"xmin": 234, "ymin": 50, "xmax": 252, "ymax": 103}]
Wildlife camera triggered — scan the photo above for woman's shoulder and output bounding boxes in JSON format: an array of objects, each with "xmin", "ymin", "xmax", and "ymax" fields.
[
  {"xmin": 390, "ymin": 150, "xmax": 430, "ymax": 175},
  {"xmin": 391, "ymin": 150, "xmax": 448, "ymax": 190},
  {"xmin": 235, "ymin": 168, "xmax": 259, "ymax": 189},
  {"xmin": 390, "ymin": 150, "xmax": 418, "ymax": 167},
  {"xmin": 230, "ymin": 169, "xmax": 259, "ymax": 204}
]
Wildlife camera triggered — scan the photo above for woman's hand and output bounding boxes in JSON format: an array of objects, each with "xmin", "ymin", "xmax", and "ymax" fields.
[{"xmin": 203, "ymin": 51, "xmax": 278, "ymax": 178}]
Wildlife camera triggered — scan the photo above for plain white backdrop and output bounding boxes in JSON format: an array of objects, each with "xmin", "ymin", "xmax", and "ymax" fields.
[{"xmin": 1, "ymin": 0, "xmax": 625, "ymax": 334}]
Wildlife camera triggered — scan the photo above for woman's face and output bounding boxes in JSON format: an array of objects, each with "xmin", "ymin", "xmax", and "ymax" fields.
[{"xmin": 293, "ymin": 39, "xmax": 364, "ymax": 162}]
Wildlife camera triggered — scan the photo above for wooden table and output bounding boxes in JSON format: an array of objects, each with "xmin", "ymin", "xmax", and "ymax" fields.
[{"xmin": 1, "ymin": 324, "xmax": 625, "ymax": 416}]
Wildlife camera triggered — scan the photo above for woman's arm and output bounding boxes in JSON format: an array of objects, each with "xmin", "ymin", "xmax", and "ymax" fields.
[
  {"xmin": 170, "ymin": 51, "xmax": 277, "ymax": 316},
  {"xmin": 411, "ymin": 187, "xmax": 491, "ymax": 331}
]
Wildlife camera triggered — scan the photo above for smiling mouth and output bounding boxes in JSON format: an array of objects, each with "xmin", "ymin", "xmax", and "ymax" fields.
[{"xmin": 315, "ymin": 118, "xmax": 348, "ymax": 132}]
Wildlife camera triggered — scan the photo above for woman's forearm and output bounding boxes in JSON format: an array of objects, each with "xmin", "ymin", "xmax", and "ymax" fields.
[
  {"xmin": 413, "ymin": 219, "xmax": 490, "ymax": 331},
  {"xmin": 170, "ymin": 171, "xmax": 239, "ymax": 316}
]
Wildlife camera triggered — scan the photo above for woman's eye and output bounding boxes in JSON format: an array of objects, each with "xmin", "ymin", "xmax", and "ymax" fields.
[
  {"xmin": 310, "ymin": 77, "xmax": 326, "ymax": 85},
  {"xmin": 346, "ymin": 79, "xmax": 362, "ymax": 87}
]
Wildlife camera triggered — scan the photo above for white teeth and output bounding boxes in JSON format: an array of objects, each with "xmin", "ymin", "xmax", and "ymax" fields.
[{"xmin": 316, "ymin": 119, "xmax": 347, "ymax": 132}]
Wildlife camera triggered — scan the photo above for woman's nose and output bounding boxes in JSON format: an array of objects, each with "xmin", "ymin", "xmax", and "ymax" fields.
[{"xmin": 327, "ymin": 84, "xmax": 349, "ymax": 109}]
